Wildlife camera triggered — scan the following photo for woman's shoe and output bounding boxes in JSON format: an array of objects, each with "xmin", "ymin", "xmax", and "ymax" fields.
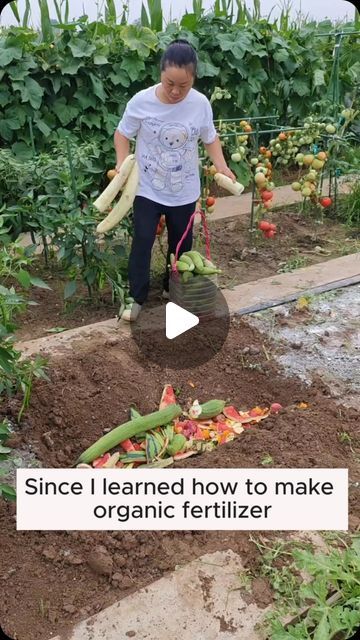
[{"xmin": 121, "ymin": 302, "xmax": 142, "ymax": 322}]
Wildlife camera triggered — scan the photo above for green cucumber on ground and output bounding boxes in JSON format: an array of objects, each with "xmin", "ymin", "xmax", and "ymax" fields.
[
  {"xmin": 190, "ymin": 400, "xmax": 226, "ymax": 419},
  {"xmin": 76, "ymin": 404, "xmax": 182, "ymax": 464}
]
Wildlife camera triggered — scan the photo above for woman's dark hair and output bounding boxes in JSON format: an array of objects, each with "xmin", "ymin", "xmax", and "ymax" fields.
[{"xmin": 160, "ymin": 39, "xmax": 197, "ymax": 76}]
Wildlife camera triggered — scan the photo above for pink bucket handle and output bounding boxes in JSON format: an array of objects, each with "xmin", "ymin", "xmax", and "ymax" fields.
[{"xmin": 172, "ymin": 208, "xmax": 211, "ymax": 273}]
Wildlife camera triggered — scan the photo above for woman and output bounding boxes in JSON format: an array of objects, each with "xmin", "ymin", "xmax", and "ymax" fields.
[{"xmin": 114, "ymin": 39, "xmax": 235, "ymax": 321}]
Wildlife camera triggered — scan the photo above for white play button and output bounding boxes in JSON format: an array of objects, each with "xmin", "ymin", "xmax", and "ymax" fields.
[{"xmin": 166, "ymin": 302, "xmax": 199, "ymax": 340}]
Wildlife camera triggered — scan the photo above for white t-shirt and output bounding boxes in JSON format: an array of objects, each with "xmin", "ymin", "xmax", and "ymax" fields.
[{"xmin": 117, "ymin": 84, "xmax": 217, "ymax": 207}]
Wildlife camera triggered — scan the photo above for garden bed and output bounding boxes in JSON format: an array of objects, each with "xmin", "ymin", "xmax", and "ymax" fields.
[
  {"xmin": 14, "ymin": 206, "xmax": 359, "ymax": 343},
  {"xmin": 1, "ymin": 318, "xmax": 359, "ymax": 640},
  {"xmin": 207, "ymin": 207, "xmax": 359, "ymax": 290}
]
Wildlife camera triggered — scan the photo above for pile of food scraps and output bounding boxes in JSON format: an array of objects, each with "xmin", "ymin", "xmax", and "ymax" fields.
[{"xmin": 75, "ymin": 386, "xmax": 282, "ymax": 470}]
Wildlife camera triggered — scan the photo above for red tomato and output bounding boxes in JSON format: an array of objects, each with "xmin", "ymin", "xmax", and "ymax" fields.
[
  {"xmin": 264, "ymin": 229, "xmax": 276, "ymax": 239},
  {"xmin": 261, "ymin": 190, "xmax": 274, "ymax": 201},
  {"xmin": 320, "ymin": 197, "xmax": 332, "ymax": 208},
  {"xmin": 269, "ymin": 223, "xmax": 277, "ymax": 231},
  {"xmin": 206, "ymin": 196, "xmax": 216, "ymax": 207},
  {"xmin": 258, "ymin": 220, "xmax": 271, "ymax": 231}
]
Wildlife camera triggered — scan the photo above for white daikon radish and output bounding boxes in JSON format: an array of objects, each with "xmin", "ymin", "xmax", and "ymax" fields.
[
  {"xmin": 93, "ymin": 154, "xmax": 136, "ymax": 213},
  {"xmin": 96, "ymin": 162, "xmax": 139, "ymax": 233},
  {"xmin": 214, "ymin": 173, "xmax": 244, "ymax": 196}
]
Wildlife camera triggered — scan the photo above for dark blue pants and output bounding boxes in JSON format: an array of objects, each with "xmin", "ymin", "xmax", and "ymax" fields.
[{"xmin": 129, "ymin": 195, "xmax": 196, "ymax": 304}]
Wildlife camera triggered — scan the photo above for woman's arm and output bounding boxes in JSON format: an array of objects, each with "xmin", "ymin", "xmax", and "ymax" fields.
[
  {"xmin": 204, "ymin": 137, "xmax": 236, "ymax": 181},
  {"xmin": 114, "ymin": 130, "xmax": 131, "ymax": 172}
]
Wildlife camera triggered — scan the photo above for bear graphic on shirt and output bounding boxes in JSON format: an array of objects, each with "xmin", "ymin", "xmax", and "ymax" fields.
[{"xmin": 142, "ymin": 120, "xmax": 195, "ymax": 193}]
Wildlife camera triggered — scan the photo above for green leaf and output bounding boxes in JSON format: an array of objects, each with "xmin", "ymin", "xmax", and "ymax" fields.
[
  {"xmin": 0, "ymin": 484, "xmax": 17, "ymax": 501},
  {"xmin": 52, "ymin": 98, "xmax": 79, "ymax": 125},
  {"xmin": 120, "ymin": 56, "xmax": 146, "ymax": 82},
  {"xmin": 11, "ymin": 142, "xmax": 34, "ymax": 160},
  {"xmin": 0, "ymin": 445, "xmax": 11, "ymax": 454},
  {"xmin": 16, "ymin": 269, "xmax": 32, "ymax": 289},
  {"xmin": 10, "ymin": 1, "xmax": 21, "ymax": 22},
  {"xmin": 39, "ymin": 0, "xmax": 53, "ymax": 42},
  {"xmin": 0, "ymin": 45, "xmax": 23, "ymax": 67},
  {"xmin": 81, "ymin": 113, "xmax": 102, "ymax": 129},
  {"xmin": 0, "ymin": 115, "xmax": 20, "ymax": 141},
  {"xmin": 274, "ymin": 49, "xmax": 290, "ymax": 63},
  {"xmin": 327, "ymin": 607, "xmax": 347, "ymax": 637},
  {"xmin": 216, "ymin": 32, "xmax": 253, "ymax": 60},
  {"xmin": 60, "ymin": 56, "xmax": 84, "ymax": 75},
  {"xmin": 64, "ymin": 280, "xmax": 77, "ymax": 300},
  {"xmin": 141, "ymin": 2, "xmax": 150, "ymax": 27},
  {"xmin": 313, "ymin": 69, "xmax": 326, "ymax": 87},
  {"xmin": 89, "ymin": 73, "xmax": 106, "ymax": 102},
  {"xmin": 120, "ymin": 25, "xmax": 158, "ymax": 58},
  {"xmin": 347, "ymin": 62, "xmax": 360, "ymax": 83},
  {"xmin": 49, "ymin": 75, "xmax": 61, "ymax": 93},
  {"xmin": 109, "ymin": 64, "xmax": 131, "ymax": 87},
  {"xmin": 0, "ymin": 88, "xmax": 11, "ymax": 107},
  {"xmin": 292, "ymin": 76, "xmax": 311, "ymax": 97},
  {"xmin": 35, "ymin": 118, "xmax": 51, "ymax": 137},
  {"xmin": 197, "ymin": 58, "xmax": 221, "ymax": 78},
  {"xmin": 145, "ymin": 0, "xmax": 163, "ymax": 31},
  {"xmin": 180, "ymin": 13, "xmax": 198, "ymax": 31},
  {"xmin": 229, "ymin": 160, "xmax": 252, "ymax": 187},
  {"xmin": 68, "ymin": 38, "xmax": 96, "ymax": 58},
  {"xmin": 29, "ymin": 276, "xmax": 51, "ymax": 290},
  {"xmin": 74, "ymin": 87, "xmax": 97, "ymax": 109},
  {"xmin": 94, "ymin": 54, "xmax": 109, "ymax": 65},
  {"xmin": 14, "ymin": 76, "xmax": 44, "ymax": 110},
  {"xmin": 0, "ymin": 347, "xmax": 15, "ymax": 374},
  {"xmin": 313, "ymin": 613, "xmax": 330, "ymax": 640}
]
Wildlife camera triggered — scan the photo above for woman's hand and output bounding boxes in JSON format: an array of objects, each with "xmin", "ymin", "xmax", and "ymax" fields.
[
  {"xmin": 203, "ymin": 138, "xmax": 237, "ymax": 182},
  {"xmin": 218, "ymin": 165, "xmax": 236, "ymax": 182}
]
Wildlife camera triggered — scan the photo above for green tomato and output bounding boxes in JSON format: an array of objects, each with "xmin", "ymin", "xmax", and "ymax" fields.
[{"xmin": 326, "ymin": 124, "xmax": 336, "ymax": 134}]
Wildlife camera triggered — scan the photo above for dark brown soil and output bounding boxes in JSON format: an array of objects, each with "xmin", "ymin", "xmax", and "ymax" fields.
[
  {"xmin": 1, "ymin": 319, "xmax": 359, "ymax": 640},
  {"xmin": 13, "ymin": 269, "xmax": 119, "ymax": 342},
  {"xmin": 207, "ymin": 209, "xmax": 359, "ymax": 289}
]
